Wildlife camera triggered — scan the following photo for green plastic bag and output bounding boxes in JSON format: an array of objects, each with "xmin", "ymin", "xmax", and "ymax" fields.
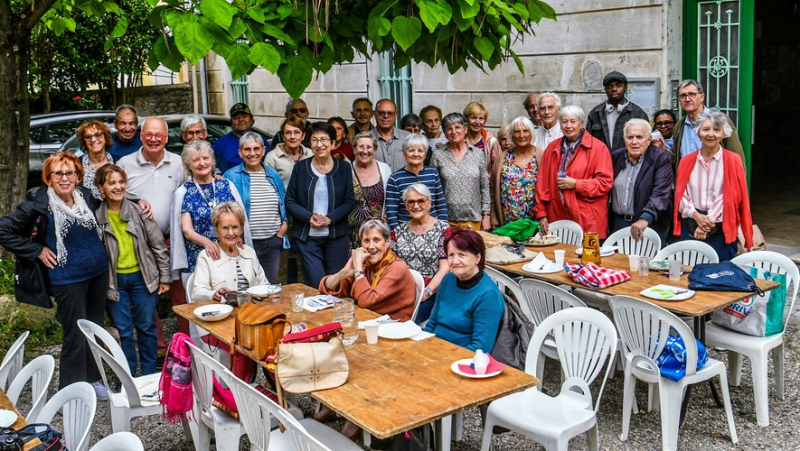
[{"xmin": 492, "ymin": 219, "xmax": 542, "ymax": 242}]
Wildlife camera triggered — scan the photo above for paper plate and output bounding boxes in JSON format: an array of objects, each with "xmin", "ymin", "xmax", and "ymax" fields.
[
  {"xmin": 640, "ymin": 285, "xmax": 695, "ymax": 301},
  {"xmin": 194, "ymin": 304, "xmax": 234, "ymax": 322},
  {"xmin": 522, "ymin": 261, "xmax": 563, "ymax": 274},
  {"xmin": 378, "ymin": 321, "xmax": 422, "ymax": 339},
  {"xmin": 575, "ymin": 246, "xmax": 616, "ymax": 257},
  {"xmin": 0, "ymin": 409, "xmax": 17, "ymax": 428},
  {"xmin": 247, "ymin": 285, "xmax": 282, "ymax": 297},
  {"xmin": 450, "ymin": 359, "xmax": 503, "ymax": 379},
  {"xmin": 526, "ymin": 234, "xmax": 560, "ymax": 246}
]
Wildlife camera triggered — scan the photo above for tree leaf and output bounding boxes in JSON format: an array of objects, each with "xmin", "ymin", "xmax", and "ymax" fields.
[
  {"xmin": 418, "ymin": 0, "xmax": 452, "ymax": 32},
  {"xmin": 226, "ymin": 43, "xmax": 254, "ymax": 80},
  {"xmin": 248, "ymin": 42, "xmax": 280, "ymax": 73},
  {"xmin": 473, "ymin": 36, "xmax": 494, "ymax": 60},
  {"xmin": 263, "ymin": 23, "xmax": 296, "ymax": 46},
  {"xmin": 456, "ymin": 0, "xmax": 480, "ymax": 19},
  {"xmin": 52, "ymin": 17, "xmax": 66, "ymax": 36},
  {"xmin": 246, "ymin": 7, "xmax": 265, "ymax": 23},
  {"xmin": 278, "ymin": 48, "xmax": 313, "ymax": 98},
  {"xmin": 391, "ymin": 16, "xmax": 421, "ymax": 51},
  {"xmin": 198, "ymin": 0, "xmax": 237, "ymax": 30},
  {"xmin": 529, "ymin": 0, "xmax": 557, "ymax": 22},
  {"xmin": 229, "ymin": 18, "xmax": 247, "ymax": 40},
  {"xmin": 104, "ymin": 15, "xmax": 129, "ymax": 51},
  {"xmin": 152, "ymin": 34, "xmax": 184, "ymax": 72},
  {"xmin": 174, "ymin": 21, "xmax": 216, "ymax": 64}
]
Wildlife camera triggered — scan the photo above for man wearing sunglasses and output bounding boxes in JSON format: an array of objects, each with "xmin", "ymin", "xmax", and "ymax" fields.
[
  {"xmin": 213, "ymin": 103, "xmax": 271, "ymax": 173},
  {"xmin": 270, "ymin": 98, "xmax": 313, "ymax": 149}
]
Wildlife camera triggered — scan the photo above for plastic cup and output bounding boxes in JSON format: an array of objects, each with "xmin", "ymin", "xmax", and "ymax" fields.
[
  {"xmin": 335, "ymin": 315, "xmax": 358, "ymax": 346},
  {"xmin": 638, "ymin": 256, "xmax": 650, "ymax": 276},
  {"xmin": 364, "ymin": 321, "xmax": 380, "ymax": 345},
  {"xmin": 669, "ymin": 260, "xmax": 682, "ymax": 281},
  {"xmin": 628, "ymin": 255, "xmax": 639, "ymax": 273},
  {"xmin": 554, "ymin": 250, "xmax": 566, "ymax": 265},
  {"xmin": 291, "ymin": 292, "xmax": 304, "ymax": 313},
  {"xmin": 236, "ymin": 293, "xmax": 251, "ymax": 307}
]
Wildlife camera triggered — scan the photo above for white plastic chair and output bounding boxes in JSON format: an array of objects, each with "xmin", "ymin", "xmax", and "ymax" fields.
[
  {"xmin": 480, "ymin": 308, "xmax": 618, "ymax": 451},
  {"xmin": 605, "ymin": 226, "xmax": 662, "ymax": 258},
  {"xmin": 34, "ymin": 382, "xmax": 97, "ymax": 451},
  {"xmin": 185, "ymin": 272, "xmax": 211, "ymax": 352},
  {"xmin": 409, "ymin": 268, "xmax": 426, "ymax": 323},
  {"xmin": 484, "ymin": 266, "xmax": 525, "ymax": 302},
  {"xmin": 5, "ymin": 354, "xmax": 55, "ymax": 421},
  {"xmin": 0, "ymin": 330, "xmax": 30, "ymax": 391},
  {"xmin": 610, "ymin": 296, "xmax": 737, "ymax": 451},
  {"xmin": 548, "ymin": 219, "xmax": 583, "ymax": 246},
  {"xmin": 705, "ymin": 250, "xmax": 800, "ymax": 426},
  {"xmin": 225, "ymin": 362, "xmax": 362, "ymax": 451},
  {"xmin": 654, "ymin": 241, "xmax": 719, "ymax": 266},
  {"xmin": 90, "ymin": 432, "xmax": 144, "ymax": 451},
  {"xmin": 78, "ymin": 319, "xmax": 174, "ymax": 436}
]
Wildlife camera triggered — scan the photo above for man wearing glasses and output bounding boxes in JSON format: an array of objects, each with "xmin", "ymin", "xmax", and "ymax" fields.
[
  {"xmin": 271, "ymin": 98, "xmax": 313, "ymax": 149},
  {"xmin": 370, "ymin": 98, "xmax": 410, "ymax": 172},
  {"xmin": 671, "ymin": 79, "xmax": 745, "ymax": 170},
  {"xmin": 109, "ymin": 104, "xmax": 142, "ymax": 160},
  {"xmin": 213, "ymin": 103, "xmax": 271, "ymax": 173},
  {"xmin": 180, "ymin": 115, "xmax": 208, "ymax": 144}
]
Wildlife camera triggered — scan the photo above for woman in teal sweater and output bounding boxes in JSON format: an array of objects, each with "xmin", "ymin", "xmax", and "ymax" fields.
[{"xmin": 425, "ymin": 229, "xmax": 504, "ymax": 352}]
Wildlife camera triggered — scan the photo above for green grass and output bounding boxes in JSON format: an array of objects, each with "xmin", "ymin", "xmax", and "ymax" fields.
[
  {"xmin": 0, "ymin": 258, "xmax": 15, "ymax": 295},
  {"xmin": 0, "ymin": 301, "xmax": 63, "ymax": 355}
]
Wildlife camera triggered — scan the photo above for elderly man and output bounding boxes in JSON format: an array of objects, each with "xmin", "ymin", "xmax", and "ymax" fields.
[
  {"xmin": 586, "ymin": 71, "xmax": 649, "ymax": 152},
  {"xmin": 523, "ymin": 92, "xmax": 543, "ymax": 127},
  {"xmin": 672, "ymin": 79, "xmax": 746, "ymax": 171},
  {"xmin": 213, "ymin": 103, "xmax": 271, "ymax": 174},
  {"xmin": 118, "ymin": 117, "xmax": 189, "ymax": 340},
  {"xmin": 108, "ymin": 104, "xmax": 142, "ymax": 160},
  {"xmin": 370, "ymin": 99, "xmax": 410, "ymax": 172},
  {"xmin": 535, "ymin": 105, "xmax": 613, "ymax": 238},
  {"xmin": 532, "ymin": 92, "xmax": 564, "ymax": 150},
  {"xmin": 347, "ymin": 97, "xmax": 374, "ymax": 143},
  {"xmin": 271, "ymin": 98, "xmax": 313, "ymax": 149},
  {"xmin": 609, "ymin": 119, "xmax": 674, "ymax": 242},
  {"xmin": 180, "ymin": 115, "xmax": 208, "ymax": 144}
]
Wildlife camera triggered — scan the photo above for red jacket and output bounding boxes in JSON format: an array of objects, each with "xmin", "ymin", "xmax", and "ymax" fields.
[
  {"xmin": 535, "ymin": 131, "xmax": 614, "ymax": 238},
  {"xmin": 673, "ymin": 149, "xmax": 753, "ymax": 248}
]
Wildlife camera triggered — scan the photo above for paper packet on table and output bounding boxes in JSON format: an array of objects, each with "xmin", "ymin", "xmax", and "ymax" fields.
[{"xmin": 303, "ymin": 295, "xmax": 337, "ymax": 312}]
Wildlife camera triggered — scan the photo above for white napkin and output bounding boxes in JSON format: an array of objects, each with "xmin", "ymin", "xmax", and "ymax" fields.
[
  {"xmin": 411, "ymin": 331, "xmax": 436, "ymax": 341},
  {"xmin": 303, "ymin": 295, "xmax": 336, "ymax": 312},
  {"xmin": 358, "ymin": 315, "xmax": 390, "ymax": 329},
  {"xmin": 528, "ymin": 252, "xmax": 550, "ymax": 271}
]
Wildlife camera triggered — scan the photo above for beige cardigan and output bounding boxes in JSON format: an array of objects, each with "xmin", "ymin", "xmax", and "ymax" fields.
[{"xmin": 191, "ymin": 245, "xmax": 269, "ymax": 301}]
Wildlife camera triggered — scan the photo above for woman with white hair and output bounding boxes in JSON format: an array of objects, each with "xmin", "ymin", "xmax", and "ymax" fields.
[
  {"xmin": 490, "ymin": 116, "xmax": 544, "ymax": 228},
  {"xmin": 673, "ymin": 109, "xmax": 752, "ymax": 261},
  {"xmin": 534, "ymin": 105, "xmax": 613, "ymax": 238}
]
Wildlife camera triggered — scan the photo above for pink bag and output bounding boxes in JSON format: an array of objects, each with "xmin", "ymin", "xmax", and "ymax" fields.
[
  {"xmin": 160, "ymin": 332, "xmax": 196, "ymax": 424},
  {"xmin": 564, "ymin": 262, "xmax": 631, "ymax": 289}
]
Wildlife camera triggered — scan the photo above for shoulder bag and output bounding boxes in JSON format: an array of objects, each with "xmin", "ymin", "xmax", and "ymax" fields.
[{"xmin": 234, "ymin": 303, "xmax": 288, "ymax": 360}]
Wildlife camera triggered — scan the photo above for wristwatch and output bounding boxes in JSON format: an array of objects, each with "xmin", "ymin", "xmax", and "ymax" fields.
[
  {"xmin": 354, "ymin": 270, "xmax": 364, "ymax": 279},
  {"xmin": 424, "ymin": 287, "xmax": 434, "ymax": 297}
]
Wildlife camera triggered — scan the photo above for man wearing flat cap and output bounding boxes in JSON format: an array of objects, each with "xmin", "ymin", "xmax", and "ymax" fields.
[
  {"xmin": 586, "ymin": 71, "xmax": 649, "ymax": 152},
  {"xmin": 212, "ymin": 102, "xmax": 271, "ymax": 173}
]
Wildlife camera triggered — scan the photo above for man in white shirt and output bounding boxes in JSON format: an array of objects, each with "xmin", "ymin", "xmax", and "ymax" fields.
[{"xmin": 533, "ymin": 92, "xmax": 564, "ymax": 150}]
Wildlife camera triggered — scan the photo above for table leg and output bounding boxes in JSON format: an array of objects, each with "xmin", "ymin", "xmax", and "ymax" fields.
[
  {"xmin": 436, "ymin": 415, "xmax": 452, "ymax": 451},
  {"xmin": 682, "ymin": 315, "xmax": 724, "ymax": 424},
  {"xmin": 452, "ymin": 412, "xmax": 464, "ymax": 441}
]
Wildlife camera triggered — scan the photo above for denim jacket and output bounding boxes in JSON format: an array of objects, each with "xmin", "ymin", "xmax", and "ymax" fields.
[{"xmin": 223, "ymin": 163, "xmax": 288, "ymax": 223}]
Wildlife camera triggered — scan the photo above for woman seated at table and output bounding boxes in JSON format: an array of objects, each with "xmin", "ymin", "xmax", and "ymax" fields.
[
  {"xmin": 673, "ymin": 109, "xmax": 752, "ymax": 261},
  {"xmin": 320, "ymin": 219, "xmax": 416, "ymax": 321},
  {"xmin": 425, "ymin": 229, "xmax": 504, "ymax": 352}
]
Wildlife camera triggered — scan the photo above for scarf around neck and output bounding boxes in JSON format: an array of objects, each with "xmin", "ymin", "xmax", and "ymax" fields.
[
  {"xmin": 47, "ymin": 186, "xmax": 102, "ymax": 267},
  {"xmin": 365, "ymin": 248, "xmax": 398, "ymax": 288}
]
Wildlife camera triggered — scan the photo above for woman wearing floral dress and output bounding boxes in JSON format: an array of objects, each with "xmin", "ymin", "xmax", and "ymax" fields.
[
  {"xmin": 76, "ymin": 120, "xmax": 114, "ymax": 200},
  {"xmin": 349, "ymin": 132, "xmax": 391, "ymax": 247},
  {"xmin": 490, "ymin": 116, "xmax": 543, "ymax": 228}
]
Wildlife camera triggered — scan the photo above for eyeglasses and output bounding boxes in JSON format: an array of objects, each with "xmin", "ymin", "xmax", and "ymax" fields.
[
  {"xmin": 405, "ymin": 199, "xmax": 427, "ymax": 206},
  {"xmin": 679, "ymin": 92, "xmax": 700, "ymax": 100},
  {"xmin": 143, "ymin": 133, "xmax": 165, "ymax": 141},
  {"xmin": 376, "ymin": 110, "xmax": 396, "ymax": 117},
  {"xmin": 52, "ymin": 170, "xmax": 76, "ymax": 180},
  {"xmin": 184, "ymin": 129, "xmax": 207, "ymax": 137},
  {"xmin": 84, "ymin": 133, "xmax": 104, "ymax": 141},
  {"xmin": 289, "ymin": 107, "xmax": 308, "ymax": 115},
  {"xmin": 654, "ymin": 121, "xmax": 675, "ymax": 127},
  {"xmin": 284, "ymin": 130, "xmax": 303, "ymax": 137},
  {"xmin": 310, "ymin": 137, "xmax": 331, "ymax": 145}
]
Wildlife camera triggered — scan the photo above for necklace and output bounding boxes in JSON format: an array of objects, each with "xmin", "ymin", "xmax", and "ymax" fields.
[{"xmin": 193, "ymin": 178, "xmax": 217, "ymax": 209}]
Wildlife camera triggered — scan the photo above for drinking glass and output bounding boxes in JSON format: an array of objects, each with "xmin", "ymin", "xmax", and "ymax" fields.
[
  {"xmin": 334, "ymin": 298, "xmax": 354, "ymax": 315},
  {"xmin": 291, "ymin": 292, "xmax": 304, "ymax": 313},
  {"xmin": 335, "ymin": 315, "xmax": 358, "ymax": 346},
  {"xmin": 628, "ymin": 255, "xmax": 639, "ymax": 273},
  {"xmin": 236, "ymin": 293, "xmax": 251, "ymax": 307},
  {"xmin": 669, "ymin": 260, "xmax": 682, "ymax": 281},
  {"xmin": 224, "ymin": 292, "xmax": 238, "ymax": 305},
  {"xmin": 638, "ymin": 256, "xmax": 650, "ymax": 276}
]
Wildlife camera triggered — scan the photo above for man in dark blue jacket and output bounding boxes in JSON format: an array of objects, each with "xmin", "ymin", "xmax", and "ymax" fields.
[{"xmin": 587, "ymin": 71, "xmax": 649, "ymax": 153}]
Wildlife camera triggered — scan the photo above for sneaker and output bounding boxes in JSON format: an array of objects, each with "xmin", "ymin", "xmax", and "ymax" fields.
[{"xmin": 92, "ymin": 380, "xmax": 109, "ymax": 400}]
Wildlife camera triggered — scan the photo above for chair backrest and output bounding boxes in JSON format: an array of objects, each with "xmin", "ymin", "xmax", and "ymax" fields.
[
  {"xmin": 77, "ymin": 319, "xmax": 146, "ymax": 408},
  {"xmin": 35, "ymin": 382, "xmax": 97, "ymax": 451},
  {"xmin": 605, "ymin": 226, "xmax": 662, "ymax": 258},
  {"xmin": 226, "ymin": 364, "xmax": 281, "ymax": 451},
  {"xmin": 186, "ymin": 272, "xmax": 196, "ymax": 304},
  {"xmin": 186, "ymin": 341, "xmax": 229, "ymax": 424},
  {"xmin": 5, "ymin": 354, "xmax": 55, "ymax": 421},
  {"xmin": 275, "ymin": 408, "xmax": 333, "ymax": 451},
  {"xmin": 548, "ymin": 219, "xmax": 583, "ymax": 246},
  {"xmin": 731, "ymin": 251, "xmax": 800, "ymax": 319},
  {"xmin": 0, "ymin": 330, "xmax": 30, "ymax": 391},
  {"xmin": 90, "ymin": 431, "xmax": 144, "ymax": 451},
  {"xmin": 409, "ymin": 269, "xmax": 425, "ymax": 323},
  {"xmin": 484, "ymin": 267, "xmax": 525, "ymax": 303},
  {"xmin": 518, "ymin": 278, "xmax": 586, "ymax": 326},
  {"xmin": 654, "ymin": 241, "xmax": 719, "ymax": 266},
  {"xmin": 524, "ymin": 307, "xmax": 617, "ymax": 412},
  {"xmin": 609, "ymin": 295, "xmax": 699, "ymax": 378}
]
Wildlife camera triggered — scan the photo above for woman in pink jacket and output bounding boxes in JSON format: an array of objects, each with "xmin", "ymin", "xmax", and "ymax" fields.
[{"xmin": 535, "ymin": 105, "xmax": 614, "ymax": 238}]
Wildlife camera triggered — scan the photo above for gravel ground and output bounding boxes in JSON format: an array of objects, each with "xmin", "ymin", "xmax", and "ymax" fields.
[{"xmin": 13, "ymin": 315, "xmax": 800, "ymax": 450}]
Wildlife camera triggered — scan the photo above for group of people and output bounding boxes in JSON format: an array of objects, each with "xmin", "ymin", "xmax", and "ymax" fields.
[{"xmin": 0, "ymin": 71, "xmax": 754, "ymax": 440}]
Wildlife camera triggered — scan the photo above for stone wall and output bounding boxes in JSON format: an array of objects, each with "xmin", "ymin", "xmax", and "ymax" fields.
[{"xmin": 131, "ymin": 83, "xmax": 194, "ymax": 116}]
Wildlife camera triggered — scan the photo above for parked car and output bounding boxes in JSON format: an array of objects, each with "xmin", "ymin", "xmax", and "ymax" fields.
[{"xmin": 28, "ymin": 110, "xmax": 116, "ymax": 186}]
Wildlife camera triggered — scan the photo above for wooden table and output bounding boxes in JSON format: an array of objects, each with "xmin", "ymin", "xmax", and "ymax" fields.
[
  {"xmin": 175, "ymin": 284, "xmax": 538, "ymax": 450},
  {"xmin": 0, "ymin": 387, "xmax": 26, "ymax": 430}
]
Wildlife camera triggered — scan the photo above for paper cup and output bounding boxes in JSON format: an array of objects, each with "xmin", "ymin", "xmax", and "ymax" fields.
[
  {"xmin": 554, "ymin": 250, "xmax": 566, "ymax": 265},
  {"xmin": 364, "ymin": 321, "xmax": 380, "ymax": 345},
  {"xmin": 628, "ymin": 255, "xmax": 639, "ymax": 273}
]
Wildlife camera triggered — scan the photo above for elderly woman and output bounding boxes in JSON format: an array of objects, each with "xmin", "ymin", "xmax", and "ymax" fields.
[
  {"xmin": 400, "ymin": 113, "xmax": 422, "ymax": 134},
  {"xmin": 95, "ymin": 165, "xmax": 170, "ymax": 376},
  {"xmin": 223, "ymin": 132, "xmax": 288, "ymax": 284},
  {"xmin": 535, "ymin": 106, "xmax": 614, "ymax": 238},
  {"xmin": 390, "ymin": 184, "xmax": 450, "ymax": 324},
  {"xmin": 328, "ymin": 116, "xmax": 354, "ymax": 161},
  {"xmin": 0, "ymin": 153, "xmax": 108, "ymax": 394},
  {"xmin": 420, "ymin": 105, "xmax": 448, "ymax": 151},
  {"xmin": 349, "ymin": 132, "xmax": 392, "ymax": 247},
  {"xmin": 652, "ymin": 109, "xmax": 677, "ymax": 153},
  {"xmin": 609, "ymin": 119, "xmax": 674, "ymax": 243},
  {"xmin": 264, "ymin": 116, "xmax": 314, "ymax": 188},
  {"xmin": 490, "ymin": 116, "xmax": 544, "ymax": 228},
  {"xmin": 424, "ymin": 229, "xmax": 504, "ymax": 352},
  {"xmin": 464, "ymin": 102, "xmax": 501, "ymax": 174},
  {"xmin": 385, "ymin": 134, "xmax": 449, "ymax": 230},
  {"xmin": 430, "ymin": 112, "xmax": 491, "ymax": 231},
  {"xmin": 674, "ymin": 110, "xmax": 752, "ymax": 261},
  {"xmin": 496, "ymin": 124, "xmax": 514, "ymax": 152},
  {"xmin": 76, "ymin": 120, "xmax": 114, "ymax": 200},
  {"xmin": 286, "ymin": 122, "xmax": 356, "ymax": 289}
]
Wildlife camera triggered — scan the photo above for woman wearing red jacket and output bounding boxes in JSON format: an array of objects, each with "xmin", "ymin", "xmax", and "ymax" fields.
[
  {"xmin": 535, "ymin": 105, "xmax": 614, "ymax": 238},
  {"xmin": 673, "ymin": 109, "xmax": 752, "ymax": 261}
]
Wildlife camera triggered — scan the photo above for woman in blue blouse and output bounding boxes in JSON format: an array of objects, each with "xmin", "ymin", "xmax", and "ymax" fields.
[{"xmin": 425, "ymin": 229, "xmax": 504, "ymax": 352}]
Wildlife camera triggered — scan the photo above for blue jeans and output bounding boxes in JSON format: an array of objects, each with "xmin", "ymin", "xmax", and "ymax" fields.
[
  {"xmin": 294, "ymin": 235, "xmax": 351, "ymax": 289},
  {"xmin": 107, "ymin": 271, "xmax": 158, "ymax": 375},
  {"xmin": 252, "ymin": 235, "xmax": 283, "ymax": 285},
  {"xmin": 680, "ymin": 213, "xmax": 737, "ymax": 262}
]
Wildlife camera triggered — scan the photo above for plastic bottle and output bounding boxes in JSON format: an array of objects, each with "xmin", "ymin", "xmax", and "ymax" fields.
[{"xmin": 473, "ymin": 349, "xmax": 489, "ymax": 375}]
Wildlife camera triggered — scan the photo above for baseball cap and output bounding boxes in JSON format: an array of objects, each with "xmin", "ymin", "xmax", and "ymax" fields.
[
  {"xmin": 603, "ymin": 71, "xmax": 628, "ymax": 86},
  {"xmin": 230, "ymin": 103, "xmax": 252, "ymax": 117}
]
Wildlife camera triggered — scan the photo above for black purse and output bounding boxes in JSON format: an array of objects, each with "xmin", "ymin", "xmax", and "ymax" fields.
[{"xmin": 14, "ymin": 214, "xmax": 53, "ymax": 309}]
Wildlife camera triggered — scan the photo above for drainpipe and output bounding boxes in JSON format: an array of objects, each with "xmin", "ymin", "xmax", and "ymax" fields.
[{"xmin": 199, "ymin": 58, "xmax": 209, "ymax": 114}]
